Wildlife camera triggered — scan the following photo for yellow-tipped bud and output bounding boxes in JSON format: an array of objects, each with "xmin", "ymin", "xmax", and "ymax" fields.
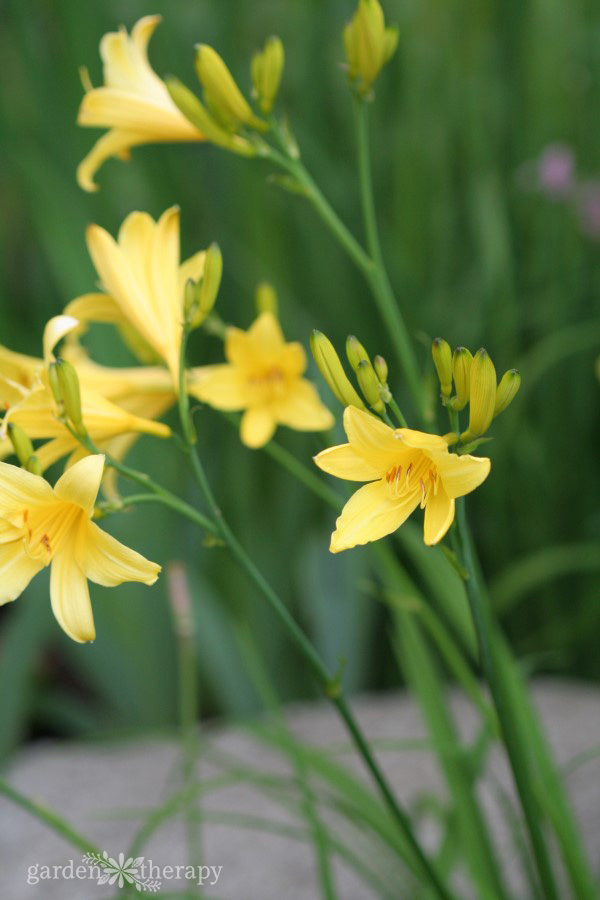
[
  {"xmin": 464, "ymin": 348, "xmax": 497, "ymax": 439},
  {"xmin": 343, "ymin": 0, "xmax": 399, "ymax": 95},
  {"xmin": 431, "ymin": 337, "xmax": 453, "ymax": 398},
  {"xmin": 256, "ymin": 282, "xmax": 278, "ymax": 316},
  {"xmin": 185, "ymin": 244, "xmax": 223, "ymax": 329},
  {"xmin": 166, "ymin": 77, "xmax": 256, "ymax": 156},
  {"xmin": 251, "ymin": 36, "xmax": 284, "ymax": 115},
  {"xmin": 494, "ymin": 369, "xmax": 521, "ymax": 417},
  {"xmin": 450, "ymin": 347, "xmax": 473, "ymax": 411},
  {"xmin": 7, "ymin": 423, "xmax": 35, "ymax": 469},
  {"xmin": 373, "ymin": 355, "xmax": 388, "ymax": 384},
  {"xmin": 356, "ymin": 359, "xmax": 385, "ymax": 413},
  {"xmin": 310, "ymin": 331, "xmax": 366, "ymax": 410},
  {"xmin": 346, "ymin": 335, "xmax": 370, "ymax": 373},
  {"xmin": 51, "ymin": 358, "xmax": 84, "ymax": 432},
  {"xmin": 195, "ymin": 45, "xmax": 266, "ymax": 132}
]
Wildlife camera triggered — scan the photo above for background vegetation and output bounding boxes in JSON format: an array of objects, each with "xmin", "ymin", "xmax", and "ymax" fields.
[{"xmin": 1, "ymin": 0, "xmax": 599, "ymax": 758}]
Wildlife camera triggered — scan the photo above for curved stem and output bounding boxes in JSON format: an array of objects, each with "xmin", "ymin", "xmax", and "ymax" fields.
[
  {"xmin": 452, "ymin": 499, "xmax": 560, "ymax": 900},
  {"xmin": 177, "ymin": 372, "xmax": 453, "ymax": 899}
]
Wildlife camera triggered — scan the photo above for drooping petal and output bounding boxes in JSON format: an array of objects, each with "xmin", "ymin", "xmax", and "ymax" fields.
[
  {"xmin": 423, "ymin": 484, "xmax": 455, "ymax": 546},
  {"xmin": 77, "ymin": 520, "xmax": 160, "ymax": 587},
  {"xmin": 330, "ymin": 480, "xmax": 420, "ymax": 553},
  {"xmin": 0, "ymin": 461, "xmax": 55, "ymax": 516},
  {"xmin": 76, "ymin": 128, "xmax": 149, "ymax": 192},
  {"xmin": 430, "ymin": 451, "xmax": 491, "ymax": 499},
  {"xmin": 0, "ymin": 541, "xmax": 45, "ymax": 605},
  {"xmin": 240, "ymin": 407, "xmax": 277, "ymax": 448},
  {"xmin": 43, "ymin": 316, "xmax": 81, "ymax": 364},
  {"xmin": 313, "ymin": 443, "xmax": 382, "ymax": 482},
  {"xmin": 50, "ymin": 548, "xmax": 95, "ymax": 642},
  {"xmin": 342, "ymin": 405, "xmax": 404, "ymax": 471},
  {"xmin": 54, "ymin": 455, "xmax": 105, "ymax": 515},
  {"xmin": 189, "ymin": 365, "xmax": 250, "ymax": 410},
  {"xmin": 274, "ymin": 379, "xmax": 334, "ymax": 431}
]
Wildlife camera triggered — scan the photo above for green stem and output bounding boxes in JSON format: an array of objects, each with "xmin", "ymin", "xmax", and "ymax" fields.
[
  {"xmin": 353, "ymin": 100, "xmax": 424, "ymax": 419},
  {"xmin": 452, "ymin": 499, "xmax": 560, "ymax": 900},
  {"xmin": 178, "ymin": 380, "xmax": 452, "ymax": 899},
  {"xmin": 388, "ymin": 396, "xmax": 408, "ymax": 427},
  {"xmin": 0, "ymin": 778, "xmax": 99, "ymax": 855}
]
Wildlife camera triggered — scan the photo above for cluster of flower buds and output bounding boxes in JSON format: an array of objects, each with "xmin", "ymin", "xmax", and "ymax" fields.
[
  {"xmin": 343, "ymin": 0, "xmax": 399, "ymax": 97},
  {"xmin": 311, "ymin": 330, "xmax": 393, "ymax": 417},
  {"xmin": 167, "ymin": 36, "xmax": 285, "ymax": 156},
  {"xmin": 184, "ymin": 243, "xmax": 223, "ymax": 330},
  {"xmin": 432, "ymin": 338, "xmax": 520, "ymax": 442}
]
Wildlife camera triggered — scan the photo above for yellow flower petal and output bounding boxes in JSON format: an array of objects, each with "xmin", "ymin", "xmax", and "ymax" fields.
[
  {"xmin": 430, "ymin": 451, "xmax": 491, "ymax": 499},
  {"xmin": 342, "ymin": 405, "xmax": 402, "ymax": 470},
  {"xmin": 0, "ymin": 542, "xmax": 45, "ymax": 605},
  {"xmin": 76, "ymin": 128, "xmax": 148, "ymax": 192},
  {"xmin": 54, "ymin": 455, "xmax": 104, "ymax": 515},
  {"xmin": 274, "ymin": 379, "xmax": 334, "ymax": 431},
  {"xmin": 330, "ymin": 480, "xmax": 420, "ymax": 553},
  {"xmin": 0, "ymin": 460, "xmax": 55, "ymax": 517},
  {"xmin": 225, "ymin": 327, "xmax": 254, "ymax": 369},
  {"xmin": 77, "ymin": 520, "xmax": 160, "ymax": 587},
  {"xmin": 50, "ymin": 547, "xmax": 95, "ymax": 643},
  {"xmin": 423, "ymin": 484, "xmax": 455, "ymax": 546},
  {"xmin": 43, "ymin": 316, "xmax": 81, "ymax": 364},
  {"xmin": 278, "ymin": 342, "xmax": 306, "ymax": 377},
  {"xmin": 240, "ymin": 407, "xmax": 277, "ymax": 448},
  {"xmin": 313, "ymin": 444, "xmax": 382, "ymax": 481},
  {"xmin": 394, "ymin": 428, "xmax": 450, "ymax": 451},
  {"xmin": 247, "ymin": 311, "xmax": 285, "ymax": 356},
  {"xmin": 64, "ymin": 292, "xmax": 126, "ymax": 325},
  {"xmin": 189, "ymin": 365, "xmax": 249, "ymax": 410}
]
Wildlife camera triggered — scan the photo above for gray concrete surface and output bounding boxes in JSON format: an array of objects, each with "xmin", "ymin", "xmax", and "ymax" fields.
[{"xmin": 0, "ymin": 680, "xmax": 598, "ymax": 899}]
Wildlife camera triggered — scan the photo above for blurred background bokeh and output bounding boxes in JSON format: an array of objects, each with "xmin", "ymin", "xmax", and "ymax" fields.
[{"xmin": 1, "ymin": 0, "xmax": 599, "ymax": 761}]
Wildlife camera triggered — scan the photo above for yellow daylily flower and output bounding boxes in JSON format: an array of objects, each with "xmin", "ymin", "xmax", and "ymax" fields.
[
  {"xmin": 314, "ymin": 406, "xmax": 490, "ymax": 551},
  {"xmin": 81, "ymin": 207, "xmax": 205, "ymax": 389},
  {"xmin": 77, "ymin": 15, "xmax": 205, "ymax": 191},
  {"xmin": 0, "ymin": 455, "xmax": 160, "ymax": 642},
  {"xmin": 190, "ymin": 312, "xmax": 335, "ymax": 448}
]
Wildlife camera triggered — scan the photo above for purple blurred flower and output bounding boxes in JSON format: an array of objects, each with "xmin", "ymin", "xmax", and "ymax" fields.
[
  {"xmin": 517, "ymin": 143, "xmax": 575, "ymax": 199},
  {"xmin": 576, "ymin": 180, "xmax": 600, "ymax": 240}
]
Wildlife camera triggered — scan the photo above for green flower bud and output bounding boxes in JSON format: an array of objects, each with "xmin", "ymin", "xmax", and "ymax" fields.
[
  {"xmin": 26, "ymin": 455, "xmax": 42, "ymax": 477},
  {"xmin": 7, "ymin": 423, "xmax": 35, "ymax": 469},
  {"xmin": 431, "ymin": 337, "xmax": 453, "ymax": 398},
  {"xmin": 184, "ymin": 244, "xmax": 223, "ymax": 329},
  {"xmin": 166, "ymin": 77, "xmax": 256, "ymax": 156},
  {"xmin": 494, "ymin": 369, "xmax": 521, "ymax": 417},
  {"xmin": 373, "ymin": 355, "xmax": 388, "ymax": 384},
  {"xmin": 463, "ymin": 348, "xmax": 496, "ymax": 439},
  {"xmin": 195, "ymin": 45, "xmax": 266, "ymax": 132},
  {"xmin": 356, "ymin": 359, "xmax": 385, "ymax": 413},
  {"xmin": 346, "ymin": 335, "xmax": 370, "ymax": 373},
  {"xmin": 251, "ymin": 36, "xmax": 284, "ymax": 115},
  {"xmin": 310, "ymin": 331, "xmax": 366, "ymax": 410},
  {"xmin": 344, "ymin": 0, "xmax": 399, "ymax": 95},
  {"xmin": 51, "ymin": 358, "xmax": 84, "ymax": 433},
  {"xmin": 450, "ymin": 346, "xmax": 473, "ymax": 411}
]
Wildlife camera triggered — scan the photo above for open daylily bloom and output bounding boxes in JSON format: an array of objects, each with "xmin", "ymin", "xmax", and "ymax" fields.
[
  {"xmin": 77, "ymin": 15, "xmax": 205, "ymax": 191},
  {"xmin": 78, "ymin": 207, "xmax": 205, "ymax": 389},
  {"xmin": 314, "ymin": 406, "xmax": 491, "ymax": 551},
  {"xmin": 0, "ymin": 455, "xmax": 160, "ymax": 642},
  {"xmin": 189, "ymin": 311, "xmax": 334, "ymax": 448}
]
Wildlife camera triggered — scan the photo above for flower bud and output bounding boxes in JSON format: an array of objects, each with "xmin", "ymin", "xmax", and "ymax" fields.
[
  {"xmin": 356, "ymin": 359, "xmax": 385, "ymax": 413},
  {"xmin": 50, "ymin": 358, "xmax": 85, "ymax": 433},
  {"xmin": 7, "ymin": 423, "xmax": 35, "ymax": 469},
  {"xmin": 431, "ymin": 337, "xmax": 453, "ymax": 398},
  {"xmin": 184, "ymin": 244, "xmax": 223, "ymax": 329},
  {"xmin": 26, "ymin": 455, "xmax": 42, "ymax": 477},
  {"xmin": 450, "ymin": 347, "xmax": 473, "ymax": 411},
  {"xmin": 464, "ymin": 348, "xmax": 496, "ymax": 439},
  {"xmin": 346, "ymin": 335, "xmax": 370, "ymax": 373},
  {"xmin": 251, "ymin": 36, "xmax": 284, "ymax": 115},
  {"xmin": 166, "ymin": 76, "xmax": 256, "ymax": 156},
  {"xmin": 195, "ymin": 45, "xmax": 266, "ymax": 132},
  {"xmin": 373, "ymin": 355, "xmax": 388, "ymax": 384},
  {"xmin": 494, "ymin": 369, "xmax": 521, "ymax": 417},
  {"xmin": 343, "ymin": 0, "xmax": 399, "ymax": 95},
  {"xmin": 256, "ymin": 282, "xmax": 278, "ymax": 316},
  {"xmin": 310, "ymin": 331, "xmax": 366, "ymax": 410}
]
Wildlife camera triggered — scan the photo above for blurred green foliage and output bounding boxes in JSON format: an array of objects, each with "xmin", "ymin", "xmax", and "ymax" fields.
[{"xmin": 1, "ymin": 0, "xmax": 599, "ymax": 757}]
